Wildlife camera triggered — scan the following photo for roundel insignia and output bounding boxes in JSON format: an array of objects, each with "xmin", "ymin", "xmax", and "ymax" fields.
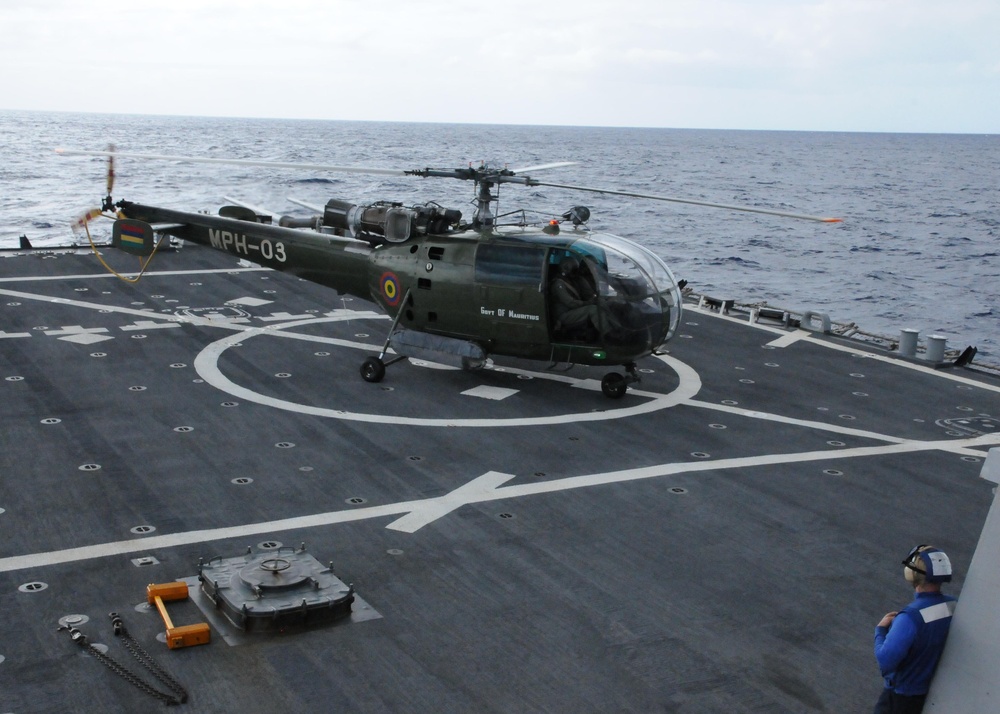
[{"xmin": 380, "ymin": 272, "xmax": 401, "ymax": 306}]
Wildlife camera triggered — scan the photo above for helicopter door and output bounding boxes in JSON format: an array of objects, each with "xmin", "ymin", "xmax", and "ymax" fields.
[
  {"xmin": 474, "ymin": 243, "xmax": 548, "ymax": 347},
  {"xmin": 547, "ymin": 249, "xmax": 608, "ymax": 345}
]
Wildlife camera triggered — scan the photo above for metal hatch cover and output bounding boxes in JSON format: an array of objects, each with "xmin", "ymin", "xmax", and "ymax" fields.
[{"xmin": 197, "ymin": 545, "xmax": 356, "ymax": 633}]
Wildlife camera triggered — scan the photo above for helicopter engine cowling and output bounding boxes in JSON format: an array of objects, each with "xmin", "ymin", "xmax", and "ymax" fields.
[
  {"xmin": 323, "ymin": 200, "xmax": 461, "ymax": 244},
  {"xmin": 324, "ymin": 200, "xmax": 411, "ymax": 243}
]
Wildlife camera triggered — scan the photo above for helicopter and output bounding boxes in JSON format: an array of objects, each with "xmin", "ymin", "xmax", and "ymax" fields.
[{"xmin": 57, "ymin": 148, "xmax": 841, "ymax": 398}]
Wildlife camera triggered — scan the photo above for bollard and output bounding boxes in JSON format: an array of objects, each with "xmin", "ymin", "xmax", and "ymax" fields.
[
  {"xmin": 926, "ymin": 334, "xmax": 947, "ymax": 363},
  {"xmin": 899, "ymin": 328, "xmax": 919, "ymax": 358},
  {"xmin": 801, "ymin": 311, "xmax": 832, "ymax": 334}
]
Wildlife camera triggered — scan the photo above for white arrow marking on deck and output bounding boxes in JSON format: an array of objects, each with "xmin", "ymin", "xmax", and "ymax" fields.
[{"xmin": 3, "ymin": 433, "xmax": 999, "ymax": 574}]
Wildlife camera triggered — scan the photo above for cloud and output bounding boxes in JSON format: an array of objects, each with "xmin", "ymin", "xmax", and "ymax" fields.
[{"xmin": 2, "ymin": 0, "xmax": 998, "ymax": 132}]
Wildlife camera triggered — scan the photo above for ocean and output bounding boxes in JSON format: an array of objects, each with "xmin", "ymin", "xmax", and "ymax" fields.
[{"xmin": 2, "ymin": 110, "xmax": 997, "ymax": 358}]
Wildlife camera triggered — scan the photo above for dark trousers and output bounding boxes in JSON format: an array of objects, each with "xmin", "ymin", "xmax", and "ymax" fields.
[{"xmin": 874, "ymin": 688, "xmax": 927, "ymax": 714}]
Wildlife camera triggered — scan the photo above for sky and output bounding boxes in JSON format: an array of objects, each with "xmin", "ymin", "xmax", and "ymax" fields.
[{"xmin": 2, "ymin": 0, "xmax": 998, "ymax": 133}]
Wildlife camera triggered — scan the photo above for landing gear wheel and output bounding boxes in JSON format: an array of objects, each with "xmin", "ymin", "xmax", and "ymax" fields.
[
  {"xmin": 361, "ymin": 357, "xmax": 386, "ymax": 383},
  {"xmin": 601, "ymin": 372, "xmax": 628, "ymax": 399}
]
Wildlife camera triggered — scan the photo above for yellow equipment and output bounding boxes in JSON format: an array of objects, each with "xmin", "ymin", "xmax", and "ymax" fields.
[{"xmin": 146, "ymin": 581, "xmax": 210, "ymax": 649}]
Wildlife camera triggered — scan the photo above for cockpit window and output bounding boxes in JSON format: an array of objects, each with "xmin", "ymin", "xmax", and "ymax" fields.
[
  {"xmin": 587, "ymin": 234, "xmax": 675, "ymax": 293},
  {"xmin": 547, "ymin": 233, "xmax": 683, "ymax": 351}
]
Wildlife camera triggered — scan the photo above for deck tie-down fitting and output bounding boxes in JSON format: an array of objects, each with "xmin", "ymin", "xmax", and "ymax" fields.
[{"xmin": 146, "ymin": 581, "xmax": 211, "ymax": 649}]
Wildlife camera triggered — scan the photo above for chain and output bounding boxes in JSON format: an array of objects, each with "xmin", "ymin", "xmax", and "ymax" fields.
[{"xmin": 60, "ymin": 612, "xmax": 189, "ymax": 706}]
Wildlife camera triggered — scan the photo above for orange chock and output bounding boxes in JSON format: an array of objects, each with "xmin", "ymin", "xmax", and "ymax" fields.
[{"xmin": 146, "ymin": 582, "xmax": 211, "ymax": 649}]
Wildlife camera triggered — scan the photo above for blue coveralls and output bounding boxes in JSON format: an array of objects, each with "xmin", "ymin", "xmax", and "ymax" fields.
[{"xmin": 873, "ymin": 591, "xmax": 957, "ymax": 712}]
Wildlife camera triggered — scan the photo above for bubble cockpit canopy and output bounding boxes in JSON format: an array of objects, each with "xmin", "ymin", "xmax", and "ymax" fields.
[{"xmin": 547, "ymin": 232, "xmax": 682, "ymax": 354}]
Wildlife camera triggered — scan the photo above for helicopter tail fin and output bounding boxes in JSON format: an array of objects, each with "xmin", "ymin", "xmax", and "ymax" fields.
[{"xmin": 112, "ymin": 219, "xmax": 156, "ymax": 256}]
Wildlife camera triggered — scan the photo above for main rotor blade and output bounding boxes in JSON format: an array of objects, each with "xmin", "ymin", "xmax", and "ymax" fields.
[
  {"xmin": 535, "ymin": 180, "xmax": 843, "ymax": 223},
  {"xmin": 287, "ymin": 197, "xmax": 325, "ymax": 213},
  {"xmin": 509, "ymin": 161, "xmax": 577, "ymax": 174},
  {"xmin": 56, "ymin": 148, "xmax": 408, "ymax": 177},
  {"xmin": 221, "ymin": 195, "xmax": 282, "ymax": 218},
  {"xmin": 56, "ymin": 148, "xmax": 840, "ymax": 222}
]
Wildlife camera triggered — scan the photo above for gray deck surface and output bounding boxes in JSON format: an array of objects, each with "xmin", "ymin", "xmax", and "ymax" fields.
[{"xmin": 2, "ymin": 246, "xmax": 997, "ymax": 713}]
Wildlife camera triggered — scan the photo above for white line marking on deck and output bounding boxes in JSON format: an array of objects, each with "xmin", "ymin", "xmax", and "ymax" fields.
[
  {"xmin": 3, "ymin": 433, "xmax": 998, "ymax": 574},
  {"xmin": 0, "ymin": 267, "xmax": 269, "ymax": 284}
]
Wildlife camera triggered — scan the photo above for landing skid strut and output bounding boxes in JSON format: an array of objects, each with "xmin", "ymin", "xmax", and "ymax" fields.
[{"xmin": 361, "ymin": 289, "xmax": 411, "ymax": 383}]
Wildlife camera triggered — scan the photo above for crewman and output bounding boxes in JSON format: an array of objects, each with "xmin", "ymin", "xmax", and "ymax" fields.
[
  {"xmin": 551, "ymin": 256, "xmax": 621, "ymax": 339},
  {"xmin": 872, "ymin": 544, "xmax": 957, "ymax": 714}
]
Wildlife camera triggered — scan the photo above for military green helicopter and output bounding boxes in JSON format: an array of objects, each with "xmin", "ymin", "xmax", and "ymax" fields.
[{"xmin": 57, "ymin": 148, "xmax": 840, "ymax": 398}]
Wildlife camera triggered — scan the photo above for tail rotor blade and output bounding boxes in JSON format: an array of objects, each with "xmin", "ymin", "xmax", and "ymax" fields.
[
  {"xmin": 73, "ymin": 208, "xmax": 103, "ymax": 233},
  {"xmin": 106, "ymin": 144, "xmax": 116, "ymax": 195}
]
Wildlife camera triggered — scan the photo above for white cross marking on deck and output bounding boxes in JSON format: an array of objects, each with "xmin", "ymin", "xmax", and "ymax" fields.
[
  {"xmin": 43, "ymin": 325, "xmax": 114, "ymax": 344},
  {"xmin": 766, "ymin": 330, "xmax": 811, "ymax": 348},
  {"xmin": 120, "ymin": 320, "xmax": 182, "ymax": 332},
  {"xmin": 386, "ymin": 471, "xmax": 518, "ymax": 533},
  {"xmin": 43, "ymin": 325, "xmax": 110, "ymax": 338}
]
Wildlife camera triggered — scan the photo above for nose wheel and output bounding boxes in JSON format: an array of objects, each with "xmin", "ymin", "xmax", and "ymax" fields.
[
  {"xmin": 601, "ymin": 363, "xmax": 639, "ymax": 399},
  {"xmin": 361, "ymin": 356, "xmax": 386, "ymax": 383}
]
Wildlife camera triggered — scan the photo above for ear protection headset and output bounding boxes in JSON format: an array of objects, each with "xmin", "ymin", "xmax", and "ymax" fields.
[{"xmin": 902, "ymin": 544, "xmax": 953, "ymax": 585}]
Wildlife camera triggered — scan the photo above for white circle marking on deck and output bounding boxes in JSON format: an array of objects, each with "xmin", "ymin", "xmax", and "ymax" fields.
[{"xmin": 193, "ymin": 317, "xmax": 701, "ymax": 427}]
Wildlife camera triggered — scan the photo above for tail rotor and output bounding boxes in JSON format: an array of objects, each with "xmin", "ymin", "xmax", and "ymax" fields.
[
  {"xmin": 63, "ymin": 145, "xmax": 162, "ymax": 282},
  {"xmin": 67, "ymin": 145, "xmax": 116, "ymax": 235}
]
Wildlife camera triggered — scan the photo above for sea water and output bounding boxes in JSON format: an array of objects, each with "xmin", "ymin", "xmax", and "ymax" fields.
[{"xmin": 1, "ymin": 110, "xmax": 997, "ymax": 357}]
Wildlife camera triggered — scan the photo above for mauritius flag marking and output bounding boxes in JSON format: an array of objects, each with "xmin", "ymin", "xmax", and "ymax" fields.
[
  {"xmin": 113, "ymin": 219, "xmax": 154, "ymax": 256},
  {"xmin": 119, "ymin": 222, "xmax": 146, "ymax": 247}
]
